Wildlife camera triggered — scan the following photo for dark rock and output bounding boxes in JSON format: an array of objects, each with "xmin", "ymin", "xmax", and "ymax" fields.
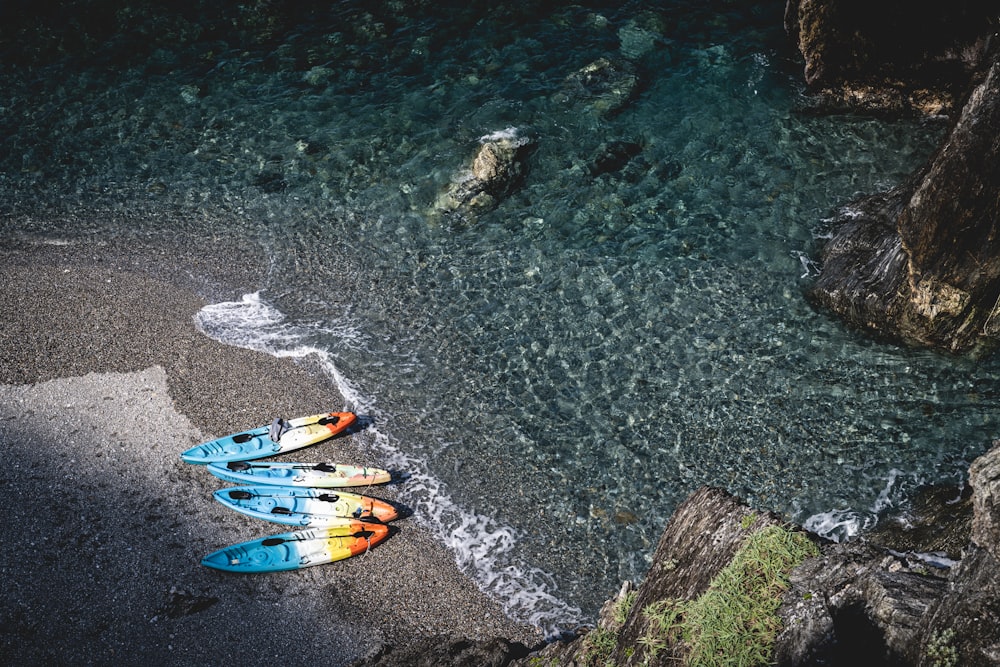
[
  {"xmin": 553, "ymin": 57, "xmax": 639, "ymax": 117},
  {"xmin": 784, "ymin": 0, "xmax": 995, "ymax": 116},
  {"xmin": 809, "ymin": 51, "xmax": 1000, "ymax": 353},
  {"xmin": 970, "ymin": 440, "xmax": 1000, "ymax": 561},
  {"xmin": 776, "ymin": 440, "xmax": 1000, "ymax": 667},
  {"xmin": 252, "ymin": 171, "xmax": 288, "ymax": 193},
  {"xmin": 588, "ymin": 141, "xmax": 643, "ymax": 177},
  {"xmin": 774, "ymin": 541, "xmax": 947, "ymax": 665},
  {"xmin": 910, "ymin": 441, "xmax": 1000, "ymax": 665},
  {"xmin": 351, "ymin": 635, "xmax": 533, "ymax": 667},
  {"xmin": 916, "ymin": 546, "xmax": 1000, "ymax": 667},
  {"xmin": 867, "ymin": 484, "xmax": 973, "ymax": 561}
]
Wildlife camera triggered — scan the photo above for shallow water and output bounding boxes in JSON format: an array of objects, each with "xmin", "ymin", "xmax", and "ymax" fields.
[{"xmin": 3, "ymin": 1, "xmax": 997, "ymax": 632}]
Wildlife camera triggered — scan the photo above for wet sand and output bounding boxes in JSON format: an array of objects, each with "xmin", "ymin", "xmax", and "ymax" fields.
[{"xmin": 0, "ymin": 239, "xmax": 542, "ymax": 665}]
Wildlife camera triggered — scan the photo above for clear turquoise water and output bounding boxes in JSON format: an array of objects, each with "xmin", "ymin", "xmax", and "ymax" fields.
[{"xmin": 3, "ymin": 1, "xmax": 996, "ymax": 632}]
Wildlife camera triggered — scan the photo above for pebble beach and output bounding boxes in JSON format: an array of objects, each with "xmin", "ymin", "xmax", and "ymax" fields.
[{"xmin": 0, "ymin": 238, "xmax": 542, "ymax": 665}]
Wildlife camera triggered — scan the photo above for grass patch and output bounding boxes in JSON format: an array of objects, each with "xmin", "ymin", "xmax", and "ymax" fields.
[
  {"xmin": 582, "ymin": 586, "xmax": 638, "ymax": 666},
  {"xmin": 638, "ymin": 524, "xmax": 819, "ymax": 666}
]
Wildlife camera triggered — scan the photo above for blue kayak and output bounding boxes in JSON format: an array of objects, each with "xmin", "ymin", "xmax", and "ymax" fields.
[{"xmin": 180, "ymin": 412, "xmax": 356, "ymax": 464}]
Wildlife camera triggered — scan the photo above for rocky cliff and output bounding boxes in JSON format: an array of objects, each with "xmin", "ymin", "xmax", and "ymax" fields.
[
  {"xmin": 808, "ymin": 50, "xmax": 1000, "ymax": 353},
  {"xmin": 791, "ymin": 1, "xmax": 1000, "ymax": 353},
  {"xmin": 784, "ymin": 0, "xmax": 995, "ymax": 117}
]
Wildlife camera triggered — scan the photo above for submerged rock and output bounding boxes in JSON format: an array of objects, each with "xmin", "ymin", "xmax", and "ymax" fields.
[
  {"xmin": 617, "ymin": 12, "xmax": 667, "ymax": 61},
  {"xmin": 429, "ymin": 127, "xmax": 535, "ymax": 224},
  {"xmin": 553, "ymin": 57, "xmax": 639, "ymax": 117},
  {"xmin": 588, "ymin": 140, "xmax": 643, "ymax": 177}
]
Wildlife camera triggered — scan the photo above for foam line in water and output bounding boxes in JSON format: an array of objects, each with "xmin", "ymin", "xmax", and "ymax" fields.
[{"xmin": 195, "ymin": 292, "xmax": 583, "ymax": 634}]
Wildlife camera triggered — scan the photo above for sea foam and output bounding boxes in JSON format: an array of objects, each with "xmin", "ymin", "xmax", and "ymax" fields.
[{"xmin": 802, "ymin": 468, "xmax": 905, "ymax": 543}]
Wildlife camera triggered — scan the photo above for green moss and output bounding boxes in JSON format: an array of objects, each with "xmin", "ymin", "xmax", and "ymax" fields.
[
  {"xmin": 635, "ymin": 524, "xmax": 819, "ymax": 666},
  {"xmin": 925, "ymin": 628, "xmax": 958, "ymax": 667},
  {"xmin": 615, "ymin": 589, "xmax": 638, "ymax": 626},
  {"xmin": 583, "ymin": 628, "xmax": 619, "ymax": 666},
  {"xmin": 581, "ymin": 585, "xmax": 640, "ymax": 666}
]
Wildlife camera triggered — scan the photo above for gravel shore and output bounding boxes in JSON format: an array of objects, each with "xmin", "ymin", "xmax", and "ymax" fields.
[{"xmin": 0, "ymin": 239, "xmax": 542, "ymax": 665}]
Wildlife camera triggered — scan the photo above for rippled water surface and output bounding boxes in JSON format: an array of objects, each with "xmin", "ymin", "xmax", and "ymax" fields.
[{"xmin": 3, "ymin": 1, "xmax": 997, "ymax": 630}]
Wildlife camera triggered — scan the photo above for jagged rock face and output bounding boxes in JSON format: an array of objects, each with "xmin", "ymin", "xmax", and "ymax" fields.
[
  {"xmin": 775, "ymin": 441, "xmax": 1000, "ymax": 667},
  {"xmin": 970, "ymin": 440, "xmax": 1000, "ymax": 561},
  {"xmin": 810, "ymin": 54, "xmax": 1000, "ymax": 353},
  {"xmin": 775, "ymin": 542, "xmax": 948, "ymax": 665},
  {"xmin": 912, "ymin": 442, "xmax": 1000, "ymax": 667},
  {"xmin": 896, "ymin": 60, "xmax": 1000, "ymax": 342},
  {"xmin": 785, "ymin": 0, "xmax": 995, "ymax": 115},
  {"xmin": 916, "ymin": 546, "xmax": 1000, "ymax": 667}
]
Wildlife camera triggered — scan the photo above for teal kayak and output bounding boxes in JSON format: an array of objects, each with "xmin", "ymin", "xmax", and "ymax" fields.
[
  {"xmin": 206, "ymin": 460, "xmax": 391, "ymax": 488},
  {"xmin": 180, "ymin": 412, "xmax": 356, "ymax": 464},
  {"xmin": 213, "ymin": 486, "xmax": 398, "ymax": 526},
  {"xmin": 201, "ymin": 522, "xmax": 390, "ymax": 573}
]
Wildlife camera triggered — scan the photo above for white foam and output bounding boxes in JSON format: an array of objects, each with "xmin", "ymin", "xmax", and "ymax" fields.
[
  {"xmin": 479, "ymin": 126, "xmax": 520, "ymax": 143},
  {"xmin": 195, "ymin": 292, "xmax": 583, "ymax": 635},
  {"xmin": 803, "ymin": 469, "xmax": 906, "ymax": 543},
  {"xmin": 803, "ymin": 508, "xmax": 875, "ymax": 543},
  {"xmin": 872, "ymin": 468, "xmax": 904, "ymax": 514},
  {"xmin": 195, "ymin": 291, "xmax": 365, "ymax": 360}
]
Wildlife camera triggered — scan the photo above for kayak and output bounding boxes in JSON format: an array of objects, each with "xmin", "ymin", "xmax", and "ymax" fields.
[
  {"xmin": 201, "ymin": 522, "xmax": 390, "ymax": 573},
  {"xmin": 213, "ymin": 486, "xmax": 398, "ymax": 526},
  {"xmin": 180, "ymin": 412, "xmax": 356, "ymax": 464},
  {"xmin": 206, "ymin": 460, "xmax": 391, "ymax": 488}
]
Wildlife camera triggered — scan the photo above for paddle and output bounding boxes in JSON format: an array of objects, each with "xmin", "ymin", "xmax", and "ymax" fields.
[
  {"xmin": 226, "ymin": 490, "xmax": 342, "ymax": 503},
  {"xmin": 224, "ymin": 461, "xmax": 345, "ymax": 472},
  {"xmin": 261, "ymin": 527, "xmax": 379, "ymax": 547}
]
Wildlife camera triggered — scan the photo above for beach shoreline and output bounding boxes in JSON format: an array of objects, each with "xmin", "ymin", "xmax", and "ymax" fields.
[{"xmin": 0, "ymin": 238, "xmax": 543, "ymax": 665}]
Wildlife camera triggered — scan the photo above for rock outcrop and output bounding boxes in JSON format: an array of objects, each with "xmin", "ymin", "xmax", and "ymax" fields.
[
  {"xmin": 356, "ymin": 442, "xmax": 1000, "ymax": 667},
  {"xmin": 784, "ymin": 0, "xmax": 996, "ymax": 116},
  {"xmin": 779, "ymin": 442, "xmax": 1000, "ymax": 666},
  {"xmin": 512, "ymin": 487, "xmax": 806, "ymax": 666},
  {"xmin": 809, "ymin": 48, "xmax": 1000, "ymax": 353},
  {"xmin": 971, "ymin": 440, "xmax": 1000, "ymax": 561},
  {"xmin": 429, "ymin": 127, "xmax": 535, "ymax": 224}
]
